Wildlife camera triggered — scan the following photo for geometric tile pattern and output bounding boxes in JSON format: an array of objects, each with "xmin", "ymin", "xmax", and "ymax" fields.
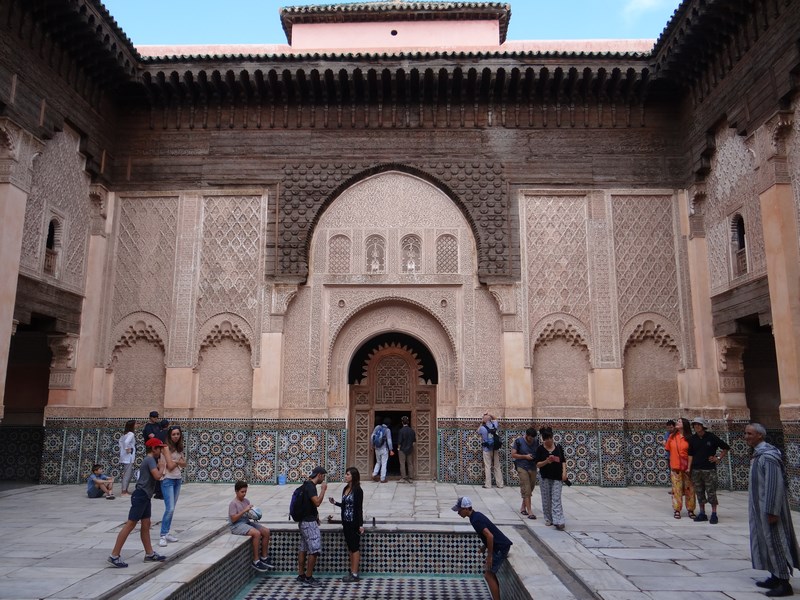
[
  {"xmin": 240, "ymin": 576, "xmax": 490, "ymax": 600},
  {"xmin": 27, "ymin": 417, "xmax": 775, "ymax": 497},
  {"xmin": 437, "ymin": 419, "xmax": 752, "ymax": 492},
  {"xmin": 39, "ymin": 418, "xmax": 346, "ymax": 486},
  {"xmin": 0, "ymin": 426, "xmax": 44, "ymax": 481}
]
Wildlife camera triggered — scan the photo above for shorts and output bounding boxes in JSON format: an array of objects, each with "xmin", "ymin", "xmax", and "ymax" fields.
[
  {"xmin": 230, "ymin": 520, "xmax": 256, "ymax": 536},
  {"xmin": 87, "ymin": 486, "xmax": 104, "ymax": 499},
  {"xmin": 516, "ymin": 468, "xmax": 536, "ymax": 498},
  {"xmin": 298, "ymin": 520, "xmax": 322, "ymax": 555},
  {"xmin": 489, "ymin": 547, "xmax": 510, "ymax": 574},
  {"xmin": 127, "ymin": 489, "xmax": 152, "ymax": 522},
  {"xmin": 343, "ymin": 523, "xmax": 361, "ymax": 552}
]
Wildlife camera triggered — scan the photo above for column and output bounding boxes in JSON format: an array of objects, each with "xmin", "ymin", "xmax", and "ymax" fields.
[
  {"xmin": 252, "ymin": 284, "xmax": 297, "ymax": 414},
  {"xmin": 488, "ymin": 284, "xmax": 532, "ymax": 418},
  {"xmin": 0, "ymin": 120, "xmax": 42, "ymax": 420}
]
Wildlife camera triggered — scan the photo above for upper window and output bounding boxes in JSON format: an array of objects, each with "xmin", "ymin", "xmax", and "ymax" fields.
[
  {"xmin": 436, "ymin": 234, "xmax": 458, "ymax": 273},
  {"xmin": 731, "ymin": 214, "xmax": 747, "ymax": 277},
  {"xmin": 44, "ymin": 218, "xmax": 62, "ymax": 277},
  {"xmin": 365, "ymin": 235, "xmax": 386, "ymax": 274},
  {"xmin": 401, "ymin": 235, "xmax": 422, "ymax": 274},
  {"xmin": 328, "ymin": 234, "xmax": 351, "ymax": 274}
]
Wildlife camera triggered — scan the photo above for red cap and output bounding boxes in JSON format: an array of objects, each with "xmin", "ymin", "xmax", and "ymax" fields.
[{"xmin": 145, "ymin": 438, "xmax": 166, "ymax": 448}]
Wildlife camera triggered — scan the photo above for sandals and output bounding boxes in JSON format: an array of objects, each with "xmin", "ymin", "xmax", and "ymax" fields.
[
  {"xmin": 673, "ymin": 511, "xmax": 681, "ymax": 519},
  {"xmin": 527, "ymin": 514, "xmax": 537, "ymax": 520},
  {"xmin": 520, "ymin": 509, "xmax": 528, "ymax": 515},
  {"xmin": 105, "ymin": 494, "xmax": 116, "ymax": 500},
  {"xmin": 687, "ymin": 511, "xmax": 696, "ymax": 520}
]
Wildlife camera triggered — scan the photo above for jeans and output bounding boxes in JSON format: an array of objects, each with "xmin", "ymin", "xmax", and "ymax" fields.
[
  {"xmin": 160, "ymin": 478, "xmax": 182, "ymax": 536},
  {"xmin": 372, "ymin": 446, "xmax": 389, "ymax": 481}
]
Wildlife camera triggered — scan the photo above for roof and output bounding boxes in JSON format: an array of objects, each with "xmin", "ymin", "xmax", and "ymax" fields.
[{"xmin": 280, "ymin": 1, "xmax": 512, "ymax": 44}]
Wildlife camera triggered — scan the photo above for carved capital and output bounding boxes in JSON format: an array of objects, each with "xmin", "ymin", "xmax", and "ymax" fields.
[
  {"xmin": 715, "ymin": 335, "xmax": 746, "ymax": 393},
  {"xmin": 0, "ymin": 118, "xmax": 43, "ymax": 193},
  {"xmin": 89, "ymin": 184, "xmax": 109, "ymax": 237},
  {"xmin": 687, "ymin": 181, "xmax": 707, "ymax": 239},
  {"xmin": 47, "ymin": 333, "xmax": 79, "ymax": 390},
  {"xmin": 488, "ymin": 284, "xmax": 516, "ymax": 315},
  {"xmin": 271, "ymin": 283, "xmax": 298, "ymax": 316}
]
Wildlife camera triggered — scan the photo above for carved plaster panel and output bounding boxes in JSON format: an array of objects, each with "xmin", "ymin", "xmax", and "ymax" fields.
[
  {"xmin": 20, "ymin": 128, "xmax": 90, "ymax": 293},
  {"xmin": 705, "ymin": 126, "xmax": 766, "ymax": 293},
  {"xmin": 48, "ymin": 333, "xmax": 78, "ymax": 390},
  {"xmin": 196, "ymin": 313, "xmax": 254, "ymax": 368},
  {"xmin": 613, "ymin": 195, "xmax": 680, "ymax": 335},
  {"xmin": 111, "ymin": 340, "xmax": 166, "ymax": 411},
  {"xmin": 112, "ymin": 196, "xmax": 178, "ymax": 328},
  {"xmin": 520, "ymin": 194, "xmax": 591, "ymax": 342},
  {"xmin": 715, "ymin": 335, "xmax": 747, "ymax": 393},
  {"xmin": 0, "ymin": 118, "xmax": 42, "ymax": 193},
  {"xmin": 197, "ymin": 337, "xmax": 253, "ymax": 412},
  {"xmin": 107, "ymin": 313, "xmax": 168, "ymax": 368},
  {"xmin": 621, "ymin": 315, "xmax": 681, "ymax": 366},
  {"xmin": 281, "ymin": 286, "xmax": 313, "ymax": 408}
]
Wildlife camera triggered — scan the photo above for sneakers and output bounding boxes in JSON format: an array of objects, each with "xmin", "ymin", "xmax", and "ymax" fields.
[
  {"xmin": 709, "ymin": 513, "xmax": 719, "ymax": 524},
  {"xmin": 259, "ymin": 557, "xmax": 276, "ymax": 569},
  {"xmin": 144, "ymin": 552, "xmax": 166, "ymax": 562},
  {"xmin": 165, "ymin": 534, "xmax": 179, "ymax": 542},
  {"xmin": 342, "ymin": 573, "xmax": 360, "ymax": 582},
  {"xmin": 252, "ymin": 560, "xmax": 269, "ymax": 572},
  {"xmin": 107, "ymin": 555, "xmax": 128, "ymax": 568},
  {"xmin": 758, "ymin": 576, "xmax": 781, "ymax": 589},
  {"xmin": 694, "ymin": 512, "xmax": 708, "ymax": 522},
  {"xmin": 302, "ymin": 576, "xmax": 322, "ymax": 587},
  {"xmin": 544, "ymin": 520, "xmax": 553, "ymax": 526},
  {"xmin": 765, "ymin": 581, "xmax": 794, "ymax": 597},
  {"xmin": 554, "ymin": 524, "xmax": 565, "ymax": 531},
  {"xmin": 296, "ymin": 574, "xmax": 307, "ymax": 583},
  {"xmin": 159, "ymin": 537, "xmax": 168, "ymax": 547}
]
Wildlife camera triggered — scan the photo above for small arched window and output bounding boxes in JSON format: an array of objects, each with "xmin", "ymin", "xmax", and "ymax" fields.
[
  {"xmin": 401, "ymin": 235, "xmax": 422, "ymax": 274},
  {"xmin": 365, "ymin": 235, "xmax": 385, "ymax": 274},
  {"xmin": 731, "ymin": 214, "xmax": 747, "ymax": 276},
  {"xmin": 44, "ymin": 218, "xmax": 62, "ymax": 276}
]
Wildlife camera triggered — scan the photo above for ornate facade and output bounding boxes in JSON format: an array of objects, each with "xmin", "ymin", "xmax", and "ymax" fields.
[{"xmin": 1, "ymin": 1, "xmax": 800, "ymax": 499}]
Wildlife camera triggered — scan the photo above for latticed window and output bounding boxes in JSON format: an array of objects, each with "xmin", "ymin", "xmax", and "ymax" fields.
[
  {"xmin": 731, "ymin": 214, "xmax": 747, "ymax": 277},
  {"xmin": 328, "ymin": 234, "xmax": 351, "ymax": 274},
  {"xmin": 44, "ymin": 218, "xmax": 62, "ymax": 277},
  {"xmin": 401, "ymin": 235, "xmax": 422, "ymax": 274},
  {"xmin": 436, "ymin": 234, "xmax": 458, "ymax": 273},
  {"xmin": 365, "ymin": 235, "xmax": 385, "ymax": 274}
]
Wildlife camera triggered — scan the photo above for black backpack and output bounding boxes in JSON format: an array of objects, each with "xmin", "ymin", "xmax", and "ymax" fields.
[
  {"xmin": 486, "ymin": 425, "xmax": 503, "ymax": 450},
  {"xmin": 289, "ymin": 485, "xmax": 307, "ymax": 522}
]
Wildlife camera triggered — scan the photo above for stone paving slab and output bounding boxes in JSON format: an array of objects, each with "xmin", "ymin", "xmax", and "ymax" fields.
[{"xmin": 0, "ymin": 481, "xmax": 798, "ymax": 599}]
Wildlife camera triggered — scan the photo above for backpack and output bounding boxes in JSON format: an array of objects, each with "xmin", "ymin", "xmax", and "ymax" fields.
[
  {"xmin": 371, "ymin": 425, "xmax": 387, "ymax": 448},
  {"xmin": 289, "ymin": 484, "xmax": 307, "ymax": 522},
  {"xmin": 485, "ymin": 425, "xmax": 503, "ymax": 450}
]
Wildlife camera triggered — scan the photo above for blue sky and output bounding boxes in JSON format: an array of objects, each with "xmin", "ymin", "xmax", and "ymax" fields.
[{"xmin": 100, "ymin": 1, "xmax": 683, "ymax": 45}]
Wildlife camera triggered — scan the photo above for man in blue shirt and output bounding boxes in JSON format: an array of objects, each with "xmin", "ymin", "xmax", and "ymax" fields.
[{"xmin": 453, "ymin": 496, "xmax": 512, "ymax": 600}]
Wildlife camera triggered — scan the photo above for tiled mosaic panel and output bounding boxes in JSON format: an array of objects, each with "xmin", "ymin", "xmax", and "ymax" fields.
[
  {"xmin": 782, "ymin": 423, "xmax": 800, "ymax": 510},
  {"xmin": 437, "ymin": 419, "xmax": 752, "ymax": 490},
  {"xmin": 0, "ymin": 426, "xmax": 43, "ymax": 481},
  {"xmin": 266, "ymin": 530, "xmax": 484, "ymax": 575},
  {"xmin": 240, "ymin": 576, "xmax": 490, "ymax": 600},
  {"xmin": 40, "ymin": 419, "xmax": 346, "ymax": 485}
]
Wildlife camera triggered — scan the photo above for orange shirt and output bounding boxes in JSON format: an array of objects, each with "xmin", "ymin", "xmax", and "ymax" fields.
[{"xmin": 664, "ymin": 432, "xmax": 689, "ymax": 470}]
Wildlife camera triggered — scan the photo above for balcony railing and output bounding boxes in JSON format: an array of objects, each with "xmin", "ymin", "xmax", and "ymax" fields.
[
  {"xmin": 735, "ymin": 248, "xmax": 747, "ymax": 276},
  {"xmin": 44, "ymin": 249, "xmax": 57, "ymax": 276}
]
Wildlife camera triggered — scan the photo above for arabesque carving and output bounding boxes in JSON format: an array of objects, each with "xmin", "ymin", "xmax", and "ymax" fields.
[
  {"xmin": 108, "ymin": 315, "xmax": 168, "ymax": 368},
  {"xmin": 623, "ymin": 317, "xmax": 680, "ymax": 357},
  {"xmin": 533, "ymin": 317, "xmax": 591, "ymax": 354}
]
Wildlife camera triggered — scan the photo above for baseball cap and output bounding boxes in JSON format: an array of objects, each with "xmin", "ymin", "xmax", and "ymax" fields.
[
  {"xmin": 145, "ymin": 438, "xmax": 166, "ymax": 448},
  {"xmin": 691, "ymin": 417, "xmax": 707, "ymax": 429},
  {"xmin": 149, "ymin": 411, "xmax": 159, "ymax": 418},
  {"xmin": 309, "ymin": 466, "xmax": 328, "ymax": 478},
  {"xmin": 452, "ymin": 496, "xmax": 473, "ymax": 511}
]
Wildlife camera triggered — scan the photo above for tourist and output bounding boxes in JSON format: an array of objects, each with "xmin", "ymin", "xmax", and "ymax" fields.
[
  {"xmin": 397, "ymin": 416, "xmax": 416, "ymax": 483},
  {"xmin": 156, "ymin": 419, "xmax": 170, "ymax": 442},
  {"xmin": 328, "ymin": 466, "xmax": 364, "ymax": 582},
  {"xmin": 159, "ymin": 425, "xmax": 186, "ymax": 547},
  {"xmin": 453, "ymin": 496, "xmax": 512, "ymax": 600},
  {"xmin": 664, "ymin": 419, "xmax": 676, "ymax": 495},
  {"xmin": 87, "ymin": 464, "xmax": 115, "ymax": 499},
  {"xmin": 664, "ymin": 418, "xmax": 696, "ymax": 519},
  {"xmin": 107, "ymin": 437, "xmax": 168, "ymax": 567},
  {"xmin": 228, "ymin": 480, "xmax": 274, "ymax": 572},
  {"xmin": 297, "ymin": 466, "xmax": 328, "ymax": 587},
  {"xmin": 745, "ymin": 423, "xmax": 800, "ymax": 597},
  {"xmin": 371, "ymin": 418, "xmax": 394, "ymax": 483},
  {"xmin": 510, "ymin": 427, "xmax": 539, "ymax": 520},
  {"xmin": 688, "ymin": 417, "xmax": 730, "ymax": 523},
  {"xmin": 118, "ymin": 420, "xmax": 136, "ymax": 496},
  {"xmin": 142, "ymin": 410, "xmax": 161, "ymax": 444},
  {"xmin": 534, "ymin": 426, "xmax": 567, "ymax": 530},
  {"xmin": 478, "ymin": 413, "xmax": 504, "ymax": 489}
]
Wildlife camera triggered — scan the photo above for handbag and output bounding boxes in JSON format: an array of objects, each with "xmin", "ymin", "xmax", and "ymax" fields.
[
  {"xmin": 679, "ymin": 455, "xmax": 689, "ymax": 472},
  {"xmin": 153, "ymin": 479, "xmax": 164, "ymax": 500}
]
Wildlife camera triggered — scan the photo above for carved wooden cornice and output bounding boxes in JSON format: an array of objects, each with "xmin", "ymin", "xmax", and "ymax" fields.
[{"xmin": 133, "ymin": 63, "xmax": 655, "ymax": 130}]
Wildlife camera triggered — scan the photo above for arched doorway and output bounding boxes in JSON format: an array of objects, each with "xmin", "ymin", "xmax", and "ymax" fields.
[{"xmin": 348, "ymin": 333, "xmax": 437, "ymax": 480}]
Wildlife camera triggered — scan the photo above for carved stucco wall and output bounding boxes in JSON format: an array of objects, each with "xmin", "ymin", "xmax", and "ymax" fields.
[
  {"xmin": 111, "ymin": 340, "xmax": 166, "ymax": 412},
  {"xmin": 521, "ymin": 190, "xmax": 690, "ymax": 410},
  {"xmin": 623, "ymin": 339, "xmax": 680, "ymax": 415},
  {"xmin": 281, "ymin": 171, "xmax": 502, "ymax": 414},
  {"xmin": 19, "ymin": 127, "xmax": 90, "ymax": 294},
  {"xmin": 705, "ymin": 126, "xmax": 766, "ymax": 295},
  {"xmin": 788, "ymin": 100, "xmax": 800, "ymax": 248},
  {"xmin": 197, "ymin": 338, "xmax": 253, "ymax": 415}
]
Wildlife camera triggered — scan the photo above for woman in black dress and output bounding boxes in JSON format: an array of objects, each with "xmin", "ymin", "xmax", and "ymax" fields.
[{"xmin": 329, "ymin": 466, "xmax": 365, "ymax": 582}]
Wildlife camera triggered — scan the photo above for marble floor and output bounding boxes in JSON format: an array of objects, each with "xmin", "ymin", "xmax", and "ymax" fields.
[{"xmin": 0, "ymin": 480, "xmax": 795, "ymax": 599}]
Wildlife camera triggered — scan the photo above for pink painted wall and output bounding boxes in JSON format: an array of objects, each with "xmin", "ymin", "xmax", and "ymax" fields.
[{"xmin": 290, "ymin": 20, "xmax": 500, "ymax": 50}]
